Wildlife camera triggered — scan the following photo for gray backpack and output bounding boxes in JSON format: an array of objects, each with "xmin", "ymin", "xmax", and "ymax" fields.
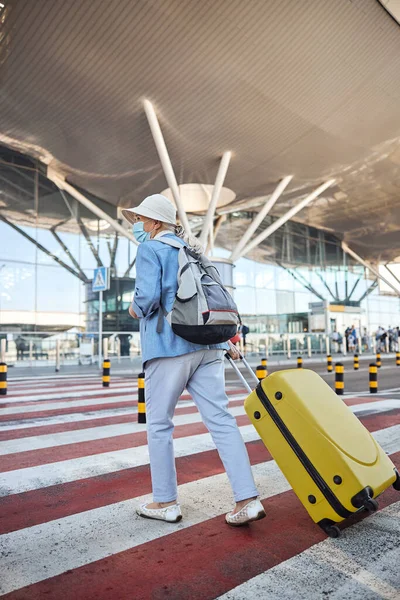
[{"xmin": 155, "ymin": 237, "xmax": 239, "ymax": 344}]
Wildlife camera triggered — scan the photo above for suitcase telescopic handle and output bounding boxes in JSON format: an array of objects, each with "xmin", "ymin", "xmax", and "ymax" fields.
[
  {"xmin": 239, "ymin": 354, "xmax": 260, "ymax": 385},
  {"xmin": 224, "ymin": 353, "xmax": 253, "ymax": 394}
]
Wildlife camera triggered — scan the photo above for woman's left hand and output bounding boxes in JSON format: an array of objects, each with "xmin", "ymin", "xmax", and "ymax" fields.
[{"xmin": 129, "ymin": 306, "xmax": 139, "ymax": 319}]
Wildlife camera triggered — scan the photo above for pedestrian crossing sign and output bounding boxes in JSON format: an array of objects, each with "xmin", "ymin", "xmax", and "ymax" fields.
[{"xmin": 92, "ymin": 267, "xmax": 110, "ymax": 292}]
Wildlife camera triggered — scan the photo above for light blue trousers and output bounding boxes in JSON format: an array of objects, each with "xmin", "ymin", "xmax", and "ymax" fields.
[{"xmin": 144, "ymin": 349, "xmax": 259, "ymax": 503}]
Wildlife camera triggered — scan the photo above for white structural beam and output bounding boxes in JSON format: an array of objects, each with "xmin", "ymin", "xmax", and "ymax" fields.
[
  {"xmin": 237, "ymin": 179, "xmax": 336, "ymax": 260},
  {"xmin": 342, "ymin": 242, "xmax": 400, "ymax": 297},
  {"xmin": 207, "ymin": 214, "xmax": 226, "ymax": 256},
  {"xmin": 230, "ymin": 175, "xmax": 293, "ymax": 262},
  {"xmin": 199, "ymin": 151, "xmax": 232, "ymax": 248},
  {"xmin": 143, "ymin": 99, "xmax": 192, "ymax": 235},
  {"xmin": 47, "ymin": 169, "xmax": 138, "ymax": 245},
  {"xmin": 384, "ymin": 263, "xmax": 400, "ymax": 287}
]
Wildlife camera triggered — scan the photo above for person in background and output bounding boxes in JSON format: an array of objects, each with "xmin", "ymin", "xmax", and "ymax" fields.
[
  {"xmin": 241, "ymin": 324, "xmax": 250, "ymax": 347},
  {"xmin": 348, "ymin": 331, "xmax": 355, "ymax": 353},
  {"xmin": 349, "ymin": 324, "xmax": 357, "ymax": 352},
  {"xmin": 380, "ymin": 328, "xmax": 388, "ymax": 352},
  {"xmin": 361, "ymin": 327, "xmax": 369, "ymax": 352},
  {"xmin": 332, "ymin": 330, "xmax": 343, "ymax": 354},
  {"xmin": 344, "ymin": 327, "xmax": 351, "ymax": 353},
  {"xmin": 122, "ymin": 194, "xmax": 265, "ymax": 527}
]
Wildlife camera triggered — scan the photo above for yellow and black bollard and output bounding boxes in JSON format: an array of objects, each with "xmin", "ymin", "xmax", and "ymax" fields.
[
  {"xmin": 327, "ymin": 355, "xmax": 333, "ymax": 373},
  {"xmin": 261, "ymin": 357, "xmax": 267, "ymax": 369},
  {"xmin": 369, "ymin": 363, "xmax": 378, "ymax": 394},
  {"xmin": 396, "ymin": 352, "xmax": 400, "ymax": 367},
  {"xmin": 297, "ymin": 356, "xmax": 303, "ymax": 369},
  {"xmin": 353, "ymin": 354, "xmax": 359, "ymax": 370},
  {"xmin": 335, "ymin": 363, "xmax": 344, "ymax": 396},
  {"xmin": 102, "ymin": 359, "xmax": 110, "ymax": 387},
  {"xmin": 0, "ymin": 362, "xmax": 7, "ymax": 396},
  {"xmin": 376, "ymin": 352, "xmax": 381, "ymax": 369},
  {"xmin": 138, "ymin": 372, "xmax": 146, "ymax": 423},
  {"xmin": 256, "ymin": 364, "xmax": 267, "ymax": 382}
]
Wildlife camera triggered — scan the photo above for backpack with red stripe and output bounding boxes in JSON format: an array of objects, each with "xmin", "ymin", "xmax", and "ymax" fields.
[{"xmin": 156, "ymin": 237, "xmax": 240, "ymax": 344}]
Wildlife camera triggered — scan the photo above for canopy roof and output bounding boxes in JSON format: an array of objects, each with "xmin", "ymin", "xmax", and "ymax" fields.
[{"xmin": 1, "ymin": 0, "xmax": 400, "ymax": 262}]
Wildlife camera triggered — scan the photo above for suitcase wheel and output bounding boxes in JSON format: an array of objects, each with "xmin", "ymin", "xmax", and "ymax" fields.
[
  {"xmin": 393, "ymin": 469, "xmax": 400, "ymax": 491},
  {"xmin": 325, "ymin": 525, "xmax": 341, "ymax": 538},
  {"xmin": 364, "ymin": 498, "xmax": 379, "ymax": 513},
  {"xmin": 319, "ymin": 520, "xmax": 341, "ymax": 538}
]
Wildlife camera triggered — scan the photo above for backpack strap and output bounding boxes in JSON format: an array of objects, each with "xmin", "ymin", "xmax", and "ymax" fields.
[
  {"xmin": 152, "ymin": 236, "xmax": 185, "ymax": 250},
  {"xmin": 151, "ymin": 236, "xmax": 185, "ymax": 333}
]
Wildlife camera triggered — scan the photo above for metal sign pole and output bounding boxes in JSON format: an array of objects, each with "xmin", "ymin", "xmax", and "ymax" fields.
[{"xmin": 98, "ymin": 290, "xmax": 103, "ymax": 369}]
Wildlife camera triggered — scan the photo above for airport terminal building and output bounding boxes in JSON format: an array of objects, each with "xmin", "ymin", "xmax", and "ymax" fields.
[{"xmin": 0, "ymin": 0, "xmax": 400, "ymax": 359}]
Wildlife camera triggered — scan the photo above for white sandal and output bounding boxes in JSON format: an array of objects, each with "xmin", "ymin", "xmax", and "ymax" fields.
[
  {"xmin": 136, "ymin": 502, "xmax": 182, "ymax": 523},
  {"xmin": 225, "ymin": 499, "xmax": 266, "ymax": 527}
]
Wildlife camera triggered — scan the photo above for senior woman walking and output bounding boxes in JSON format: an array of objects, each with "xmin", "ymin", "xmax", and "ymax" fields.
[{"xmin": 122, "ymin": 194, "xmax": 264, "ymax": 526}]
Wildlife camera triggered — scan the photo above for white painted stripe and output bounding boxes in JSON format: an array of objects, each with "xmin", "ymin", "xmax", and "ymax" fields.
[
  {"xmin": 0, "ymin": 404, "xmax": 247, "ymax": 454},
  {"xmin": 216, "ymin": 502, "xmax": 400, "ymax": 600},
  {"xmin": 0, "ymin": 430, "xmax": 399, "ymax": 596},
  {"xmin": 0, "ymin": 396, "xmax": 396, "ymax": 433},
  {"xmin": 344, "ymin": 387, "xmax": 400, "ymax": 396},
  {"xmin": 0, "ymin": 423, "xmax": 257, "ymax": 496},
  {"xmin": 8, "ymin": 372, "xmax": 138, "ymax": 382},
  {"xmin": 0, "ymin": 392, "xmax": 245, "ymax": 417},
  {"xmin": 0, "ymin": 395, "xmax": 138, "ymax": 415},
  {"xmin": 8, "ymin": 373, "xmax": 104, "ymax": 382},
  {"xmin": 0, "ymin": 400, "xmax": 198, "ymax": 431},
  {"xmin": 4, "ymin": 384, "xmax": 136, "ymax": 403},
  {"xmin": 0, "ymin": 422, "xmax": 398, "ymax": 498},
  {"xmin": 8, "ymin": 377, "xmax": 130, "ymax": 388},
  {"xmin": 352, "ymin": 399, "xmax": 400, "ymax": 414},
  {"xmin": 6, "ymin": 381, "xmax": 135, "ymax": 397}
]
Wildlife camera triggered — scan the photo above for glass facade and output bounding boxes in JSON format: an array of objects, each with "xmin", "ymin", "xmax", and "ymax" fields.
[{"xmin": 0, "ymin": 222, "xmax": 399, "ymax": 340}]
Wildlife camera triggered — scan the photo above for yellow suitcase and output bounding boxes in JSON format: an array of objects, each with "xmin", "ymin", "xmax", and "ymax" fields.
[{"xmin": 235, "ymin": 364, "xmax": 400, "ymax": 537}]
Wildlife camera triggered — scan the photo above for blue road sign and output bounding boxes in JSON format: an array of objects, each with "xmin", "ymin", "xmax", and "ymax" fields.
[{"xmin": 92, "ymin": 267, "xmax": 110, "ymax": 292}]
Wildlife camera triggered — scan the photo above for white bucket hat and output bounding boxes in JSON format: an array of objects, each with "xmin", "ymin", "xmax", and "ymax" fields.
[{"xmin": 121, "ymin": 194, "xmax": 177, "ymax": 226}]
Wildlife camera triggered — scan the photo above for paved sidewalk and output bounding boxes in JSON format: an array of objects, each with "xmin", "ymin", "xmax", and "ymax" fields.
[{"xmin": 6, "ymin": 351, "xmax": 399, "ymax": 379}]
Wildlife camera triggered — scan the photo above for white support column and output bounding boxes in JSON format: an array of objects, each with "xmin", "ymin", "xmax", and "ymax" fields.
[
  {"xmin": 286, "ymin": 334, "xmax": 291, "ymax": 359},
  {"xmin": 143, "ymin": 99, "xmax": 192, "ymax": 235},
  {"xmin": 199, "ymin": 151, "xmax": 232, "ymax": 248},
  {"xmin": 307, "ymin": 335, "xmax": 312, "ymax": 358},
  {"xmin": 230, "ymin": 175, "xmax": 293, "ymax": 262},
  {"xmin": 237, "ymin": 180, "xmax": 335, "ymax": 260},
  {"xmin": 48, "ymin": 170, "xmax": 138, "ymax": 246},
  {"xmin": 372, "ymin": 337, "xmax": 376, "ymax": 354},
  {"xmin": 325, "ymin": 335, "xmax": 330, "ymax": 355},
  {"xmin": 98, "ymin": 290, "xmax": 103, "ymax": 369},
  {"xmin": 55, "ymin": 339, "xmax": 60, "ymax": 373},
  {"xmin": 116, "ymin": 338, "xmax": 121, "ymax": 363},
  {"xmin": 385, "ymin": 336, "xmax": 389, "ymax": 354},
  {"xmin": 206, "ymin": 214, "xmax": 226, "ymax": 255},
  {"xmin": 341, "ymin": 242, "xmax": 400, "ymax": 297},
  {"xmin": 319, "ymin": 336, "xmax": 323, "ymax": 355},
  {"xmin": 265, "ymin": 335, "xmax": 269, "ymax": 358},
  {"xmin": 103, "ymin": 337, "xmax": 109, "ymax": 360},
  {"xmin": 0, "ymin": 338, "xmax": 6, "ymax": 363},
  {"xmin": 29, "ymin": 340, "xmax": 33, "ymax": 366}
]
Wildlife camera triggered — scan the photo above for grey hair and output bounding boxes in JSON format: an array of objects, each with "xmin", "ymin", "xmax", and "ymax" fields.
[{"xmin": 161, "ymin": 223, "xmax": 204, "ymax": 255}]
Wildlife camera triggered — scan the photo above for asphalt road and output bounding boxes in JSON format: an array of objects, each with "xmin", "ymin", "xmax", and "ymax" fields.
[{"xmin": 226, "ymin": 361, "xmax": 400, "ymax": 396}]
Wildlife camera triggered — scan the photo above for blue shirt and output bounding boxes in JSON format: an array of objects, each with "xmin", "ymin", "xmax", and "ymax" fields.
[{"xmin": 132, "ymin": 233, "xmax": 228, "ymax": 366}]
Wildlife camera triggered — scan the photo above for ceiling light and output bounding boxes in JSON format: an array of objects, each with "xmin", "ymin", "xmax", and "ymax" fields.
[{"xmin": 85, "ymin": 219, "xmax": 110, "ymax": 231}]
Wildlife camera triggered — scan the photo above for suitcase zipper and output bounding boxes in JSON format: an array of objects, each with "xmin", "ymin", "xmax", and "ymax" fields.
[{"xmin": 255, "ymin": 384, "xmax": 351, "ymax": 519}]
